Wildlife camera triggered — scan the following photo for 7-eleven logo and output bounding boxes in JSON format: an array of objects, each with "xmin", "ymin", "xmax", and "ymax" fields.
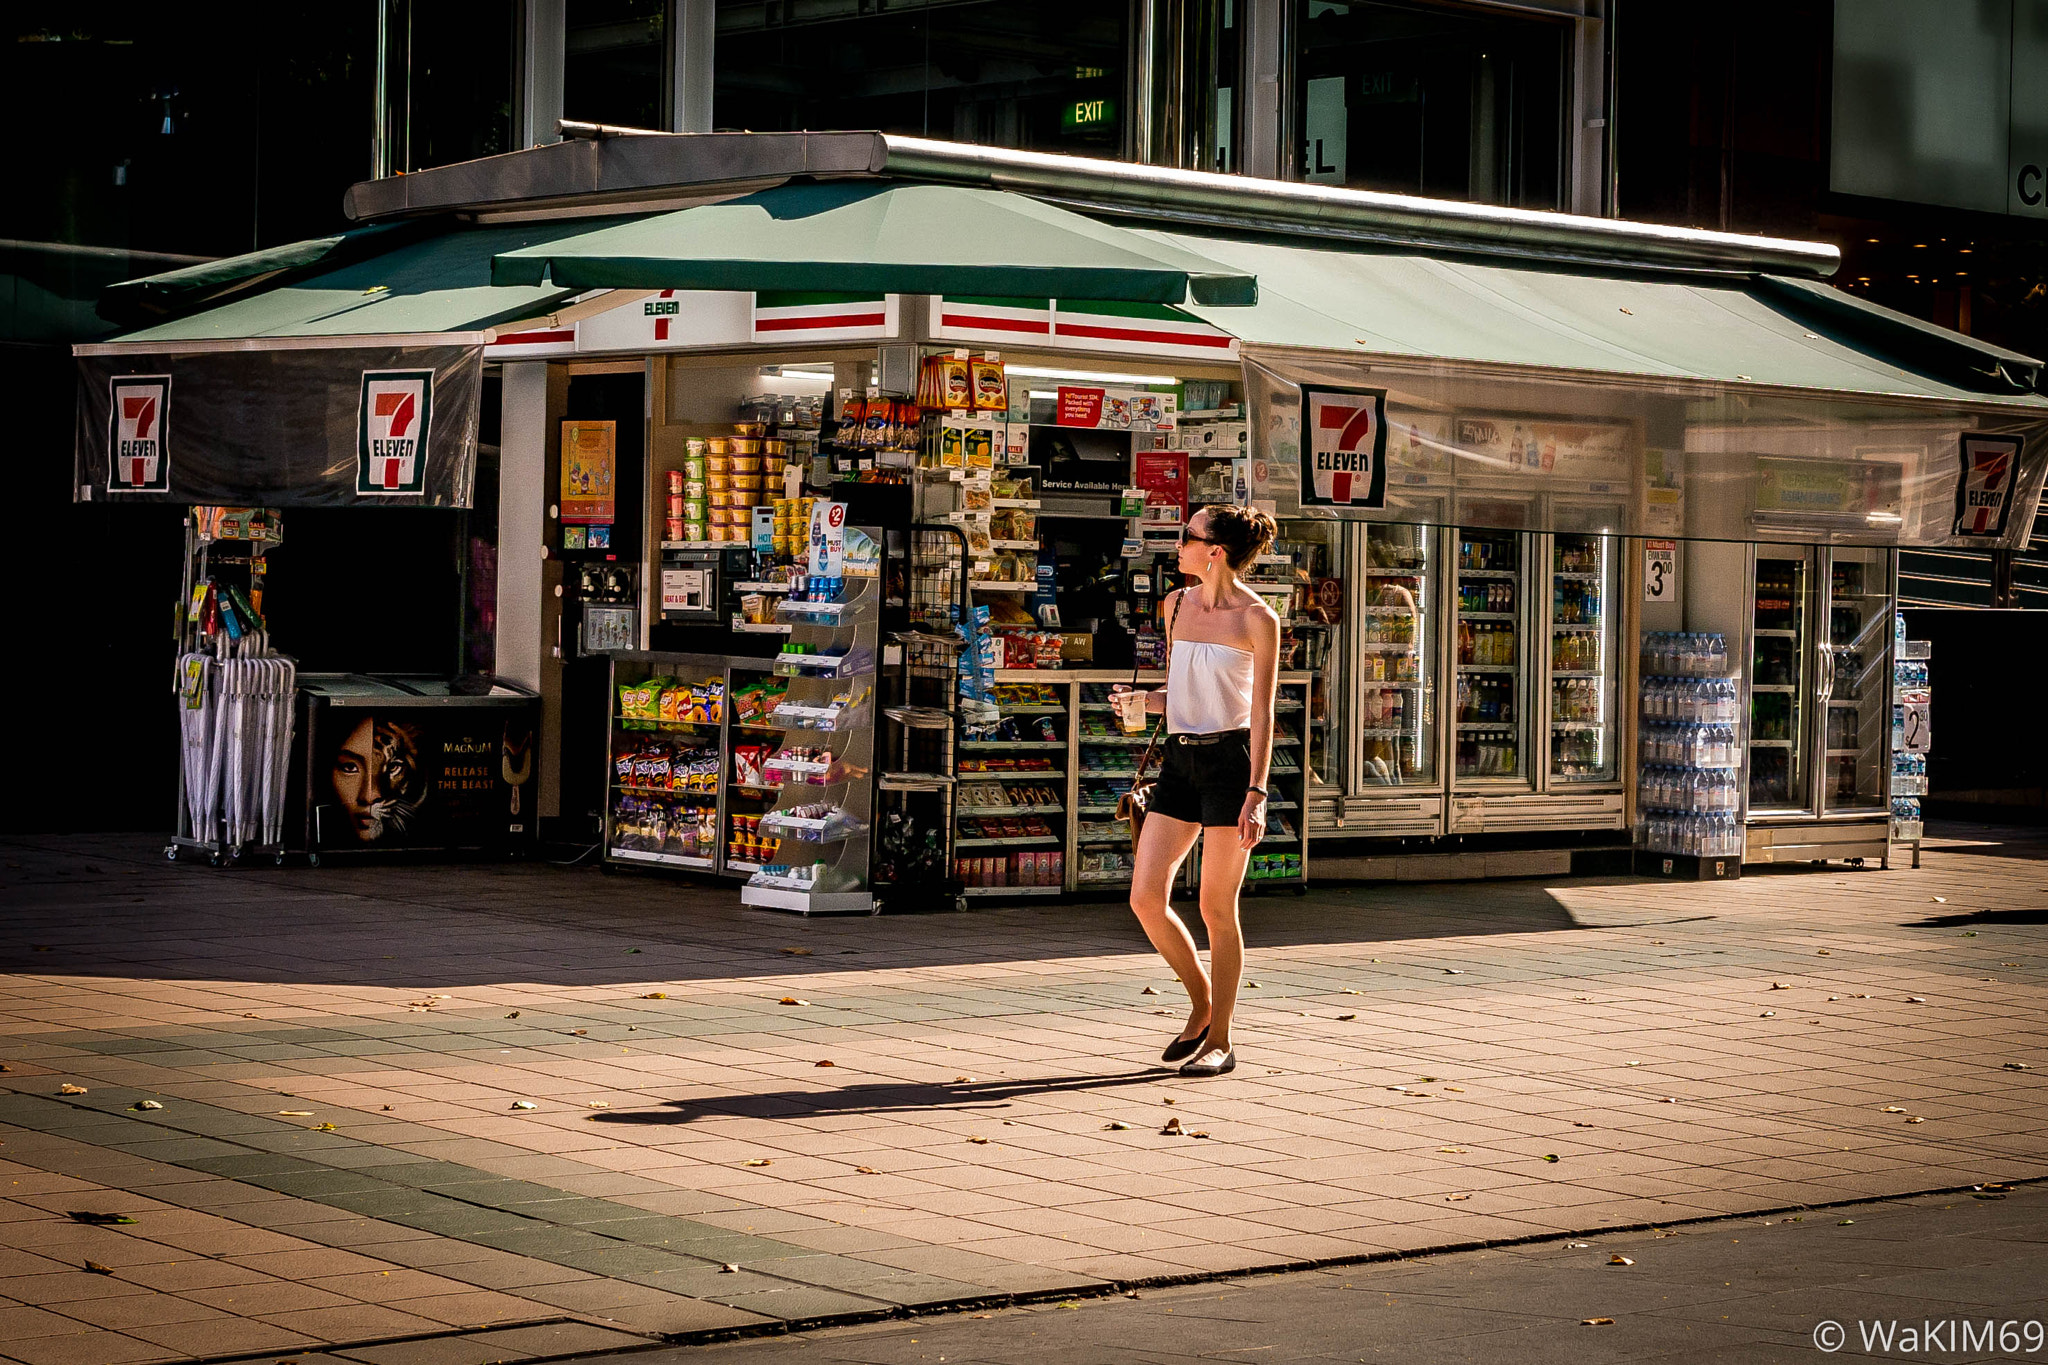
[
  {"xmin": 1304, "ymin": 386, "xmax": 1388, "ymax": 510},
  {"xmin": 107, "ymin": 375, "xmax": 171, "ymax": 493},
  {"xmin": 1953, "ymin": 433, "xmax": 2024, "ymax": 537},
  {"xmin": 357, "ymin": 370, "xmax": 434, "ymax": 495}
]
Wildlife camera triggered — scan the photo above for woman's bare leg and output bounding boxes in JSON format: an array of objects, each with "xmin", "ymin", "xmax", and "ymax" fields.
[
  {"xmin": 1128, "ymin": 812, "xmax": 1207, "ymax": 1039},
  {"xmin": 1193, "ymin": 825, "xmax": 1252, "ymax": 1054}
]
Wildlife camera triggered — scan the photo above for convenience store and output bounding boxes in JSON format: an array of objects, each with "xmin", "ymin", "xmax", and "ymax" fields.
[{"xmin": 80, "ymin": 131, "xmax": 2048, "ymax": 905}]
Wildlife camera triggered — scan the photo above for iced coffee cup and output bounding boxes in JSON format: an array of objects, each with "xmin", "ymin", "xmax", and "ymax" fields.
[{"xmin": 1113, "ymin": 688, "xmax": 1150, "ymax": 735}]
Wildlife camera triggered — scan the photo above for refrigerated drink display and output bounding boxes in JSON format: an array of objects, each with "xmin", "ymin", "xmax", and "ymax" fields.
[
  {"xmin": 1550, "ymin": 533, "xmax": 1616, "ymax": 782},
  {"xmin": 1454, "ymin": 530, "xmax": 1523, "ymax": 780},
  {"xmin": 1254, "ymin": 523, "xmax": 1344, "ymax": 784},
  {"xmin": 1361, "ymin": 524, "xmax": 1434, "ymax": 786},
  {"xmin": 1825, "ymin": 551, "xmax": 1891, "ymax": 812},
  {"xmin": 1636, "ymin": 630, "xmax": 1744, "ymax": 860},
  {"xmin": 1749, "ymin": 554, "xmax": 1808, "ymax": 808}
]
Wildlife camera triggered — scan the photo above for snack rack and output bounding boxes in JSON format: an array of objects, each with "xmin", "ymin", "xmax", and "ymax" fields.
[
  {"xmin": 739, "ymin": 570, "xmax": 882, "ymax": 914},
  {"xmin": 604, "ymin": 651, "xmax": 742, "ymax": 876},
  {"xmin": 1890, "ymin": 617, "xmax": 1930, "ymax": 868},
  {"xmin": 875, "ymin": 524, "xmax": 972, "ymax": 909}
]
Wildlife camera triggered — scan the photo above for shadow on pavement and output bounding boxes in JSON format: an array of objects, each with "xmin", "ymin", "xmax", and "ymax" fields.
[{"xmin": 591, "ymin": 1070, "xmax": 1167, "ymax": 1124}]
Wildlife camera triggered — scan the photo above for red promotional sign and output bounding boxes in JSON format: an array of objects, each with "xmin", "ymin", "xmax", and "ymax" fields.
[
  {"xmin": 1133, "ymin": 450, "xmax": 1189, "ymax": 515},
  {"xmin": 1056, "ymin": 386, "xmax": 1105, "ymax": 427}
]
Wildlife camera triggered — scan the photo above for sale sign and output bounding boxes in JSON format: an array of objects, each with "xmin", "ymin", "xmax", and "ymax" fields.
[{"xmin": 1301, "ymin": 386, "xmax": 1388, "ymax": 510}]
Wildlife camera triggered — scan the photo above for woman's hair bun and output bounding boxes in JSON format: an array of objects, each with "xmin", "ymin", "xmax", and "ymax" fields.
[{"xmin": 1197, "ymin": 503, "xmax": 1278, "ymax": 570}]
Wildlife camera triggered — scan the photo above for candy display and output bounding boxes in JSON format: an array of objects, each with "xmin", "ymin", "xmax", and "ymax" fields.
[{"xmin": 618, "ymin": 675, "xmax": 725, "ymax": 730}]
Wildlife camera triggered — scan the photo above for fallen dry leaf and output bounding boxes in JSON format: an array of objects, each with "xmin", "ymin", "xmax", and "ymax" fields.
[
  {"xmin": 742, "ymin": 1158, "xmax": 772, "ymax": 1167},
  {"xmin": 68, "ymin": 1212, "xmax": 136, "ymax": 1225},
  {"xmin": 966, "ymin": 1136, "xmax": 989, "ymax": 1145},
  {"xmin": 1160, "ymin": 1117, "xmax": 1185, "ymax": 1136},
  {"xmin": 1342, "ymin": 988, "xmax": 1363, "ymax": 995},
  {"xmin": 1838, "ymin": 1219, "xmax": 1855, "ymax": 1225},
  {"xmin": 1190, "ymin": 1130, "xmax": 1212, "ymax": 1139},
  {"xmin": 1541, "ymin": 1154, "xmax": 1560, "ymax": 1163},
  {"xmin": 815, "ymin": 1060, "xmax": 835, "ymax": 1068},
  {"xmin": 1336, "ymin": 1013, "xmax": 1357, "ymax": 1021},
  {"xmin": 1140, "ymin": 986, "xmax": 1158, "ymax": 995},
  {"xmin": 130, "ymin": 1101, "xmax": 162, "ymax": 1112},
  {"xmin": 1245, "ymin": 981, "xmax": 1261, "ymax": 988},
  {"xmin": 1438, "ymin": 1146, "xmax": 1467, "ymax": 1154},
  {"xmin": 779, "ymin": 997, "xmax": 809, "ymax": 1006},
  {"xmin": 1905, "ymin": 1116, "xmax": 1925, "ymax": 1124},
  {"xmin": 1931, "ymin": 896, "xmax": 1946, "ymax": 903},
  {"xmin": 82, "ymin": 1260, "xmax": 114, "ymax": 1276},
  {"xmin": 1768, "ymin": 983, "xmax": 1789, "ymax": 991},
  {"xmin": 315, "ymin": 1123, "xmax": 337, "ymax": 1132},
  {"xmin": 1152, "ymin": 1009, "xmax": 1173, "ymax": 1016},
  {"xmin": 956, "ymin": 1075, "xmax": 977, "ymax": 1083},
  {"xmin": 1105, "ymin": 1121, "xmax": 1130, "ymax": 1131},
  {"xmin": 1572, "ymin": 1122, "xmax": 1595, "ymax": 1129},
  {"xmin": 719, "ymin": 1262, "xmax": 740, "ymax": 1272},
  {"xmin": 510, "ymin": 1101, "xmax": 537, "ymax": 1111},
  {"xmin": 855, "ymin": 1166, "xmax": 878, "ymax": 1174},
  {"xmin": 1445, "ymin": 1086, "xmax": 1465, "ymax": 1093},
  {"xmin": 1817, "ymin": 949, "xmax": 1832, "ymax": 955},
  {"xmin": 2006, "ymin": 1062, "xmax": 2032, "ymax": 1070},
  {"xmin": 1446, "ymin": 1193, "xmax": 1471, "ymax": 1201},
  {"xmin": 1907, "ymin": 996, "xmax": 1927, "ymax": 1004},
  {"xmin": 1881, "ymin": 1105, "xmax": 1906, "ymax": 1113},
  {"xmin": 505, "ymin": 1011, "xmax": 519, "ymax": 1018},
  {"xmin": 642, "ymin": 992, "xmax": 667, "ymax": 1000},
  {"xmin": 1582, "ymin": 1317, "xmax": 1615, "ymax": 1326},
  {"xmin": 1609, "ymin": 1254, "xmax": 1634, "ymax": 1266},
  {"xmin": 278, "ymin": 1110, "xmax": 313, "ymax": 1116},
  {"xmin": 781, "ymin": 947, "xmax": 812, "ymax": 955},
  {"xmin": 57, "ymin": 1084, "xmax": 86, "ymax": 1095}
]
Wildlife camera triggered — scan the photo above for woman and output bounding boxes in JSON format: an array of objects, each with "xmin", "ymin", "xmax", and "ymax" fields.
[{"xmin": 1115, "ymin": 504, "xmax": 1280, "ymax": 1077}]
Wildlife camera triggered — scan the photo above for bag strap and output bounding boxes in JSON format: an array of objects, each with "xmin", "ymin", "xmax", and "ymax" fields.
[{"xmin": 1129, "ymin": 589, "xmax": 1184, "ymax": 786}]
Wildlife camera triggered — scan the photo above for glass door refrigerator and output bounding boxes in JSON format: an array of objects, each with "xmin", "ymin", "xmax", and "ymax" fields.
[
  {"xmin": 1451, "ymin": 528, "xmax": 1531, "ymax": 789},
  {"xmin": 1747, "ymin": 546, "xmax": 1815, "ymax": 817},
  {"xmin": 1821, "ymin": 547, "xmax": 1896, "ymax": 821},
  {"xmin": 1546, "ymin": 532, "xmax": 1619, "ymax": 784},
  {"xmin": 1358, "ymin": 522, "xmax": 1438, "ymax": 791}
]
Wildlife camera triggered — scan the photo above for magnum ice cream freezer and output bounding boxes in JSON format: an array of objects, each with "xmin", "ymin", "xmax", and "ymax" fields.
[{"xmin": 287, "ymin": 675, "xmax": 541, "ymax": 862}]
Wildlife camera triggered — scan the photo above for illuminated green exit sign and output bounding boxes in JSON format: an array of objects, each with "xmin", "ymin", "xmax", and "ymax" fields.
[{"xmin": 1062, "ymin": 97, "xmax": 1117, "ymax": 131}]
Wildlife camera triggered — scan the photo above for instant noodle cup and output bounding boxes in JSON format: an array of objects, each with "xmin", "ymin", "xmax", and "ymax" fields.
[
  {"xmin": 710, "ymin": 508, "xmax": 733, "ymax": 526},
  {"xmin": 706, "ymin": 473, "xmax": 730, "ymax": 491},
  {"xmin": 665, "ymin": 469, "xmax": 684, "ymax": 495},
  {"xmin": 733, "ymin": 422, "xmax": 765, "ymax": 438},
  {"xmin": 763, "ymin": 440, "xmax": 788, "ymax": 455},
  {"xmin": 683, "ymin": 457, "xmax": 705, "ymax": 479},
  {"xmin": 684, "ymin": 481, "xmax": 706, "ymax": 499},
  {"xmin": 709, "ymin": 491, "xmax": 734, "ymax": 508},
  {"xmin": 683, "ymin": 499, "xmax": 706, "ymax": 520},
  {"xmin": 729, "ymin": 439, "xmax": 761, "ymax": 455},
  {"xmin": 732, "ymin": 474, "xmax": 763, "ymax": 491},
  {"xmin": 665, "ymin": 517, "xmax": 684, "ymax": 542},
  {"xmin": 731, "ymin": 455, "xmax": 762, "ymax": 473},
  {"xmin": 706, "ymin": 438, "xmax": 730, "ymax": 455},
  {"xmin": 685, "ymin": 438, "xmax": 707, "ymax": 456},
  {"xmin": 706, "ymin": 457, "xmax": 730, "ymax": 474},
  {"xmin": 683, "ymin": 521, "xmax": 705, "ymax": 542}
]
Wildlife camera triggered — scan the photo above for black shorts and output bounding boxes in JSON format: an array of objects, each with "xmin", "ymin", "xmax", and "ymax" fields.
[{"xmin": 1147, "ymin": 730, "xmax": 1252, "ymax": 828}]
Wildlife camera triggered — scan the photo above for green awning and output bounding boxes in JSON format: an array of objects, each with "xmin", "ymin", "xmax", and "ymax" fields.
[
  {"xmin": 490, "ymin": 183, "xmax": 1260, "ymax": 308},
  {"xmin": 1158, "ymin": 233, "xmax": 2048, "ymax": 408},
  {"xmin": 105, "ymin": 221, "xmax": 629, "ymax": 344}
]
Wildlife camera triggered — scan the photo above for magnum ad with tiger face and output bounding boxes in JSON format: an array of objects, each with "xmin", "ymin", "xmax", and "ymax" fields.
[{"xmin": 314, "ymin": 709, "xmax": 535, "ymax": 849}]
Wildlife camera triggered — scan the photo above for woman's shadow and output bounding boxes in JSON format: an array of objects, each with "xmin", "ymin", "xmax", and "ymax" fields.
[{"xmin": 588, "ymin": 1069, "xmax": 1167, "ymax": 1124}]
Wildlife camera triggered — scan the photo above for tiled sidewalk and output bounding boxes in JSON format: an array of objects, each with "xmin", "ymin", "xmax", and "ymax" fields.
[{"xmin": 0, "ymin": 825, "xmax": 2043, "ymax": 1362}]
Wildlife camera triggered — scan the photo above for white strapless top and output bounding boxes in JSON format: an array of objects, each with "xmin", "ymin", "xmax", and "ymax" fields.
[{"xmin": 1167, "ymin": 638, "xmax": 1254, "ymax": 734}]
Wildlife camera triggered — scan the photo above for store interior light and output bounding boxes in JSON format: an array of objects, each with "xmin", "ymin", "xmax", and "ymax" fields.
[
  {"xmin": 1866, "ymin": 511, "xmax": 1903, "ymax": 525},
  {"xmin": 1005, "ymin": 364, "xmax": 1181, "ymax": 387},
  {"xmin": 762, "ymin": 364, "xmax": 837, "ymax": 377}
]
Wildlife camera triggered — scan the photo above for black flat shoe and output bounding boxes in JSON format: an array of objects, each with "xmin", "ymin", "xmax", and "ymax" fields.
[
  {"xmin": 1179, "ymin": 1048, "xmax": 1236, "ymax": 1077},
  {"xmin": 1161, "ymin": 1030, "xmax": 1208, "ymax": 1064}
]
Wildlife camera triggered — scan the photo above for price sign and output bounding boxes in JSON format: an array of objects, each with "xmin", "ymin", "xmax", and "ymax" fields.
[
  {"xmin": 1643, "ymin": 539, "xmax": 1676, "ymax": 603},
  {"xmin": 1899, "ymin": 698, "xmax": 1932, "ymax": 754}
]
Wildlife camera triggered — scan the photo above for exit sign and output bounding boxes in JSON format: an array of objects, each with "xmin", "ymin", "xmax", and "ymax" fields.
[{"xmin": 1062, "ymin": 97, "xmax": 1117, "ymax": 131}]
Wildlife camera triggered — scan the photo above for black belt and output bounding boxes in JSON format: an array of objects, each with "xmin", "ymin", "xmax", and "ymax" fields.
[{"xmin": 1169, "ymin": 730, "xmax": 1248, "ymax": 746}]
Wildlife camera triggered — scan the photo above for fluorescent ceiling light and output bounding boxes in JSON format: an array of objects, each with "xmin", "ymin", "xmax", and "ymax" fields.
[{"xmin": 1006, "ymin": 364, "xmax": 1180, "ymax": 387}]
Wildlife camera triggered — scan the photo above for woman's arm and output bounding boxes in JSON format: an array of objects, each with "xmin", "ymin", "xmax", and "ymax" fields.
[
  {"xmin": 1142, "ymin": 589, "xmax": 1182, "ymax": 715},
  {"xmin": 1238, "ymin": 605, "xmax": 1282, "ymax": 850}
]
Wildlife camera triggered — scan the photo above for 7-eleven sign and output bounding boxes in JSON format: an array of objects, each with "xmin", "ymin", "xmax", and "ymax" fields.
[
  {"xmin": 356, "ymin": 370, "xmax": 434, "ymax": 495},
  {"xmin": 107, "ymin": 375, "xmax": 171, "ymax": 493},
  {"xmin": 1952, "ymin": 432, "xmax": 2024, "ymax": 538},
  {"xmin": 1302, "ymin": 385, "xmax": 1388, "ymax": 510}
]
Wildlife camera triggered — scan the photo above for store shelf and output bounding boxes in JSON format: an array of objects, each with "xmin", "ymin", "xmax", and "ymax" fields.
[
  {"xmin": 740, "ymin": 885, "xmax": 875, "ymax": 914},
  {"xmin": 1755, "ymin": 629, "xmax": 1799, "ymax": 638},
  {"xmin": 990, "ymin": 539, "xmax": 1039, "ymax": 550},
  {"xmin": 999, "ymin": 703, "xmax": 1067, "ymax": 714},
  {"xmin": 1553, "ymin": 572, "xmax": 1601, "ymax": 582},
  {"xmin": 1365, "ymin": 567, "xmax": 1426, "ymax": 577},
  {"xmin": 732, "ymin": 581, "xmax": 793, "ymax": 593},
  {"xmin": 1751, "ymin": 684, "xmax": 1796, "ymax": 692},
  {"xmin": 1551, "ymin": 623, "xmax": 1600, "ymax": 631},
  {"xmin": 731, "ymin": 621, "xmax": 794, "ymax": 635},
  {"xmin": 962, "ymin": 884, "xmax": 1061, "ymax": 897},
  {"xmin": 615, "ymin": 715, "xmax": 721, "ymax": 729},
  {"xmin": 609, "ymin": 847, "xmax": 716, "ymax": 870},
  {"xmin": 882, "ymin": 705, "xmax": 954, "ymax": 729},
  {"xmin": 1458, "ymin": 568, "xmax": 1517, "ymax": 578},
  {"xmin": 1457, "ymin": 722, "xmax": 1516, "ymax": 732},
  {"xmin": 1550, "ymin": 721, "xmax": 1605, "ymax": 731},
  {"xmin": 1551, "ymin": 670, "xmax": 1601, "ymax": 679},
  {"xmin": 879, "ymin": 771, "xmax": 956, "ymax": 791},
  {"xmin": 991, "ymin": 497, "xmax": 1041, "ymax": 509},
  {"xmin": 955, "ymin": 835, "xmax": 1062, "ymax": 849},
  {"xmin": 1459, "ymin": 611, "xmax": 1515, "ymax": 621},
  {"xmin": 1079, "ymin": 768, "xmax": 1139, "ymax": 779},
  {"xmin": 955, "ymin": 804, "xmax": 1064, "ymax": 817},
  {"xmin": 969, "ymin": 581, "xmax": 1038, "ymax": 592},
  {"xmin": 1749, "ymin": 739, "xmax": 1795, "ymax": 748},
  {"xmin": 1075, "ymin": 734, "xmax": 1151, "ymax": 746},
  {"xmin": 1825, "ymin": 748, "xmax": 1863, "ymax": 757},
  {"xmin": 959, "ymin": 739, "xmax": 1065, "ymax": 751},
  {"xmin": 615, "ymin": 786, "xmax": 718, "ymax": 800},
  {"xmin": 1361, "ymin": 643, "xmax": 1418, "ymax": 653},
  {"xmin": 1076, "ymin": 872, "xmax": 1134, "ymax": 886},
  {"xmin": 727, "ymin": 858, "xmax": 768, "ymax": 875},
  {"xmin": 1458, "ymin": 663, "xmax": 1516, "ymax": 673}
]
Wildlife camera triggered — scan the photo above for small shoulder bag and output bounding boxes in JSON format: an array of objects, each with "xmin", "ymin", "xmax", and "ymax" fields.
[{"xmin": 1115, "ymin": 590, "xmax": 1183, "ymax": 847}]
